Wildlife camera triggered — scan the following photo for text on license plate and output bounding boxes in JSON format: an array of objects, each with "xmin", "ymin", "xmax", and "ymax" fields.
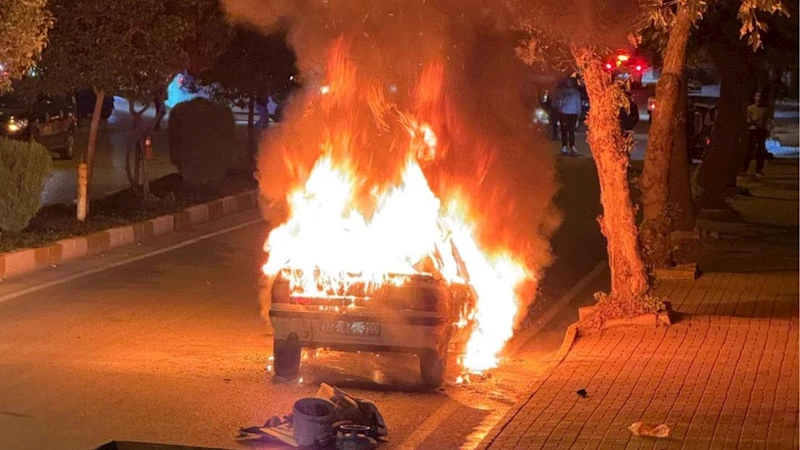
[{"xmin": 318, "ymin": 321, "xmax": 380, "ymax": 336}]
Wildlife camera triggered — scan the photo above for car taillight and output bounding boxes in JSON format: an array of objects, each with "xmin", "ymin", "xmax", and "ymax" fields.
[
  {"xmin": 706, "ymin": 138, "xmax": 711, "ymax": 145},
  {"xmin": 635, "ymin": 65, "xmax": 642, "ymax": 72},
  {"xmin": 605, "ymin": 63, "xmax": 612, "ymax": 70}
]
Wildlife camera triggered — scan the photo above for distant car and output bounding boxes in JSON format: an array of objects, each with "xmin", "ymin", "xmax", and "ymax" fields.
[
  {"xmin": 648, "ymin": 91, "xmax": 718, "ymax": 122},
  {"xmin": 0, "ymin": 93, "xmax": 77, "ymax": 159},
  {"xmin": 75, "ymin": 89, "xmax": 114, "ymax": 126},
  {"xmin": 687, "ymin": 96, "xmax": 718, "ymax": 160},
  {"xmin": 604, "ymin": 50, "xmax": 648, "ymax": 87}
]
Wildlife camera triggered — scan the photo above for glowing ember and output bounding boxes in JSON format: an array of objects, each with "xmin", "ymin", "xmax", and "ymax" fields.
[{"xmin": 260, "ymin": 40, "xmax": 531, "ymax": 373}]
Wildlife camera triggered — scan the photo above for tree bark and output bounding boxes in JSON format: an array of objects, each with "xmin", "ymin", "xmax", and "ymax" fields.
[
  {"xmin": 125, "ymin": 100, "xmax": 150, "ymax": 196},
  {"xmin": 574, "ymin": 48, "xmax": 649, "ymax": 302},
  {"xmin": 640, "ymin": 3, "xmax": 694, "ymax": 266},
  {"xmin": 77, "ymin": 88, "xmax": 105, "ymax": 221},
  {"xmin": 669, "ymin": 70, "xmax": 695, "ymax": 231},
  {"xmin": 698, "ymin": 26, "xmax": 757, "ymax": 209}
]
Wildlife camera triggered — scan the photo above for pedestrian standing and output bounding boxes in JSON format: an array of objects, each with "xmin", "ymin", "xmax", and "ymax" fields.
[
  {"xmin": 744, "ymin": 91, "xmax": 772, "ymax": 178},
  {"xmin": 619, "ymin": 89, "xmax": 639, "ymax": 132},
  {"xmin": 557, "ymin": 78, "xmax": 582, "ymax": 156},
  {"xmin": 541, "ymin": 88, "xmax": 559, "ymax": 140},
  {"xmin": 153, "ymin": 86, "xmax": 167, "ymax": 131}
]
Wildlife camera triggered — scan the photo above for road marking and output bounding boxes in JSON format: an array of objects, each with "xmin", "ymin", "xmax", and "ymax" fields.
[
  {"xmin": 0, "ymin": 218, "xmax": 264, "ymax": 305},
  {"xmin": 395, "ymin": 399, "xmax": 462, "ymax": 450}
]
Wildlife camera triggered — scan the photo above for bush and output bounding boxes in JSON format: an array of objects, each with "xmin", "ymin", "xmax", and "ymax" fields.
[
  {"xmin": 168, "ymin": 98, "xmax": 235, "ymax": 185},
  {"xmin": 0, "ymin": 138, "xmax": 52, "ymax": 232}
]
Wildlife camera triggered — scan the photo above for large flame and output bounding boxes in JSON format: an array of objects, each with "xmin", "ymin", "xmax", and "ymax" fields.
[{"xmin": 261, "ymin": 39, "xmax": 531, "ymax": 373}]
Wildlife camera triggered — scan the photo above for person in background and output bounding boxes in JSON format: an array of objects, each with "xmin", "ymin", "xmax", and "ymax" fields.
[
  {"xmin": 556, "ymin": 77, "xmax": 582, "ymax": 156},
  {"xmin": 744, "ymin": 91, "xmax": 772, "ymax": 178},
  {"xmin": 541, "ymin": 88, "xmax": 559, "ymax": 140},
  {"xmin": 152, "ymin": 85, "xmax": 167, "ymax": 131},
  {"xmin": 619, "ymin": 89, "xmax": 639, "ymax": 132}
]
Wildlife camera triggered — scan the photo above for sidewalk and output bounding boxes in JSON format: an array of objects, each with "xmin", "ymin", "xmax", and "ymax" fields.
[{"xmin": 477, "ymin": 271, "xmax": 799, "ymax": 449}]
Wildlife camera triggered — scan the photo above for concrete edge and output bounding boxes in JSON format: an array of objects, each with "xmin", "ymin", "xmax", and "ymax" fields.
[
  {"xmin": 654, "ymin": 263, "xmax": 699, "ymax": 281},
  {"xmin": 476, "ymin": 261, "xmax": 608, "ymax": 450},
  {"xmin": 0, "ymin": 189, "xmax": 259, "ymax": 281},
  {"xmin": 474, "ymin": 321, "xmax": 581, "ymax": 450},
  {"xmin": 504, "ymin": 261, "xmax": 608, "ymax": 358}
]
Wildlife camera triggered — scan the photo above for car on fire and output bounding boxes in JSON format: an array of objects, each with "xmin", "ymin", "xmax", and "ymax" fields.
[{"xmin": 268, "ymin": 268, "xmax": 478, "ymax": 387}]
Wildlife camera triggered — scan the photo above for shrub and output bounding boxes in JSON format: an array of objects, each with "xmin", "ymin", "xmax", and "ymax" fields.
[
  {"xmin": 0, "ymin": 138, "xmax": 52, "ymax": 232},
  {"xmin": 582, "ymin": 291, "xmax": 666, "ymax": 330},
  {"xmin": 168, "ymin": 98, "xmax": 235, "ymax": 185}
]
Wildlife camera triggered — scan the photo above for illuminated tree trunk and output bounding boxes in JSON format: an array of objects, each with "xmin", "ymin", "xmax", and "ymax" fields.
[
  {"xmin": 77, "ymin": 88, "xmax": 105, "ymax": 222},
  {"xmin": 574, "ymin": 48, "xmax": 649, "ymax": 302},
  {"xmin": 640, "ymin": 3, "xmax": 694, "ymax": 266}
]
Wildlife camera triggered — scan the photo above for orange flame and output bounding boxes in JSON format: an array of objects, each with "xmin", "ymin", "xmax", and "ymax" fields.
[{"xmin": 260, "ymin": 38, "xmax": 531, "ymax": 373}]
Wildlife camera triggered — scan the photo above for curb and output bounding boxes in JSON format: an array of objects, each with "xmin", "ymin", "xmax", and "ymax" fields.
[
  {"xmin": 0, "ymin": 190, "xmax": 259, "ymax": 281},
  {"xmin": 504, "ymin": 261, "xmax": 607, "ymax": 358},
  {"xmin": 475, "ymin": 262, "xmax": 606, "ymax": 450}
]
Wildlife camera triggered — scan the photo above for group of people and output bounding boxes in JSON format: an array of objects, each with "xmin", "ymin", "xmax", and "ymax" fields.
[
  {"xmin": 540, "ymin": 74, "xmax": 776, "ymax": 177},
  {"xmin": 543, "ymin": 76, "xmax": 638, "ymax": 157}
]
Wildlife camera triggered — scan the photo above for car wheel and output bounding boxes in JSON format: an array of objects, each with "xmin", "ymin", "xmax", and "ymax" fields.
[
  {"xmin": 420, "ymin": 349, "xmax": 445, "ymax": 387},
  {"xmin": 273, "ymin": 335, "xmax": 301, "ymax": 378},
  {"xmin": 61, "ymin": 133, "xmax": 76, "ymax": 159}
]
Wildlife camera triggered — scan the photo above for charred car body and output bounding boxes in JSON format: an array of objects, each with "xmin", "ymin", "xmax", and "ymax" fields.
[{"xmin": 268, "ymin": 265, "xmax": 478, "ymax": 387}]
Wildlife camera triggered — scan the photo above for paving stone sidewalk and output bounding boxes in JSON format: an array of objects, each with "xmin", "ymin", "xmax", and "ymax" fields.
[{"xmin": 477, "ymin": 272, "xmax": 799, "ymax": 450}]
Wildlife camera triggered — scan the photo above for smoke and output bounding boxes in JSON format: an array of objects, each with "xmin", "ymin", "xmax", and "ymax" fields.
[{"xmin": 223, "ymin": 0, "xmax": 562, "ymax": 325}]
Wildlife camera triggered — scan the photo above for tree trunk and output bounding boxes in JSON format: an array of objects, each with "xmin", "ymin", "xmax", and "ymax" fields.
[
  {"xmin": 126, "ymin": 101, "xmax": 145, "ymax": 196},
  {"xmin": 573, "ymin": 48, "xmax": 649, "ymax": 302},
  {"xmin": 669, "ymin": 70, "xmax": 695, "ymax": 231},
  {"xmin": 640, "ymin": 3, "xmax": 694, "ymax": 266},
  {"xmin": 698, "ymin": 27, "xmax": 757, "ymax": 209},
  {"xmin": 142, "ymin": 139, "xmax": 150, "ymax": 198},
  {"xmin": 77, "ymin": 89, "xmax": 105, "ymax": 221},
  {"xmin": 247, "ymin": 96, "xmax": 256, "ymax": 169}
]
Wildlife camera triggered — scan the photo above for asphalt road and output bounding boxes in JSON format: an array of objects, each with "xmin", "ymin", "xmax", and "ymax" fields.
[{"xmin": 2, "ymin": 141, "xmax": 608, "ymax": 450}]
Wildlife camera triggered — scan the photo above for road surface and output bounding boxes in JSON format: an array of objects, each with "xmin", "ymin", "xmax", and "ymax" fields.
[{"xmin": 1, "ymin": 145, "xmax": 609, "ymax": 450}]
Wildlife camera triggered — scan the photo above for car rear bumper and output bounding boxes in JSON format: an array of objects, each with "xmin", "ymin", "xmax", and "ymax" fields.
[{"xmin": 268, "ymin": 307, "xmax": 452, "ymax": 354}]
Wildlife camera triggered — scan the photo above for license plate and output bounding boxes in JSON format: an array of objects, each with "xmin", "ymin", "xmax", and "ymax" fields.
[{"xmin": 318, "ymin": 320, "xmax": 380, "ymax": 337}]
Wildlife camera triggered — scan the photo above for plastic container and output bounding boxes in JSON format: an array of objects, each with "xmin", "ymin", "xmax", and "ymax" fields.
[{"xmin": 292, "ymin": 397, "xmax": 335, "ymax": 446}]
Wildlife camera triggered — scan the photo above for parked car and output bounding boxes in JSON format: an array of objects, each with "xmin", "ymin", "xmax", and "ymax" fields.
[
  {"xmin": 268, "ymin": 271, "xmax": 478, "ymax": 387},
  {"xmin": 645, "ymin": 93, "xmax": 717, "ymax": 161},
  {"xmin": 687, "ymin": 96, "xmax": 718, "ymax": 160},
  {"xmin": 603, "ymin": 49, "xmax": 649, "ymax": 87},
  {"xmin": 75, "ymin": 89, "xmax": 114, "ymax": 126},
  {"xmin": 0, "ymin": 93, "xmax": 77, "ymax": 159}
]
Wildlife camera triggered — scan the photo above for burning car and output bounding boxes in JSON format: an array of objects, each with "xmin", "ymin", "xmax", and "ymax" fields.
[
  {"xmin": 269, "ymin": 269, "xmax": 477, "ymax": 386},
  {"xmin": 260, "ymin": 39, "xmax": 533, "ymax": 389}
]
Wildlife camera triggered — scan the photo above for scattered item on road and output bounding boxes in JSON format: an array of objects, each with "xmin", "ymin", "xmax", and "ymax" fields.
[
  {"xmin": 293, "ymin": 397, "xmax": 336, "ymax": 446},
  {"xmin": 576, "ymin": 389, "xmax": 587, "ymax": 398},
  {"xmin": 237, "ymin": 383, "xmax": 387, "ymax": 448},
  {"xmin": 629, "ymin": 421, "xmax": 671, "ymax": 438},
  {"xmin": 336, "ymin": 424, "xmax": 372, "ymax": 450}
]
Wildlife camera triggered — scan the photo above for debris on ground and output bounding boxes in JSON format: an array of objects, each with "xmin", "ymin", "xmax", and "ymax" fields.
[
  {"xmin": 576, "ymin": 389, "xmax": 587, "ymax": 398},
  {"xmin": 237, "ymin": 382, "xmax": 388, "ymax": 448},
  {"xmin": 629, "ymin": 422, "xmax": 671, "ymax": 438}
]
